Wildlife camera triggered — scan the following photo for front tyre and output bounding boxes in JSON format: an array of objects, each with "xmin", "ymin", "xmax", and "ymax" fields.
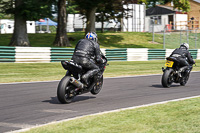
[
  {"xmin": 162, "ymin": 68, "xmax": 174, "ymax": 88},
  {"xmin": 90, "ymin": 76, "xmax": 103, "ymax": 95},
  {"xmin": 180, "ymin": 72, "xmax": 190, "ymax": 86},
  {"xmin": 57, "ymin": 76, "xmax": 74, "ymax": 104}
]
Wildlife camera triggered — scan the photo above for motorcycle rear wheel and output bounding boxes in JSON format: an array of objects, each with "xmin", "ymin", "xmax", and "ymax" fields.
[
  {"xmin": 162, "ymin": 68, "xmax": 174, "ymax": 88},
  {"xmin": 90, "ymin": 76, "xmax": 103, "ymax": 95},
  {"xmin": 57, "ymin": 76, "xmax": 74, "ymax": 104}
]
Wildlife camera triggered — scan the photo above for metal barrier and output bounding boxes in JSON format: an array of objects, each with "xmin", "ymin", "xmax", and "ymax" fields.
[
  {"xmin": 148, "ymin": 49, "xmax": 166, "ymax": 60},
  {"xmin": 127, "ymin": 48, "xmax": 148, "ymax": 61},
  {"xmin": 105, "ymin": 48, "xmax": 127, "ymax": 61},
  {"xmin": 51, "ymin": 48, "xmax": 74, "ymax": 62},
  {"xmin": 15, "ymin": 47, "xmax": 51, "ymax": 62},
  {"xmin": 51, "ymin": 48, "xmax": 128, "ymax": 62},
  {"xmin": 189, "ymin": 49, "xmax": 198, "ymax": 59},
  {"xmin": 0, "ymin": 46, "xmax": 15, "ymax": 62},
  {"xmin": 0, "ymin": 46, "xmax": 199, "ymax": 62}
]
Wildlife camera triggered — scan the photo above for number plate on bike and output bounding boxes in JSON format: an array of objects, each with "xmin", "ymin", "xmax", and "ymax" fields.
[{"xmin": 165, "ymin": 60, "xmax": 174, "ymax": 67}]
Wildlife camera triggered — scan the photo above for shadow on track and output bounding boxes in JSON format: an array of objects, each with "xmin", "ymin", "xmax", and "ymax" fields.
[
  {"xmin": 72, "ymin": 96, "xmax": 96, "ymax": 103},
  {"xmin": 42, "ymin": 96, "xmax": 96, "ymax": 104},
  {"xmin": 42, "ymin": 97, "xmax": 60, "ymax": 104},
  {"xmin": 151, "ymin": 84, "xmax": 180, "ymax": 88}
]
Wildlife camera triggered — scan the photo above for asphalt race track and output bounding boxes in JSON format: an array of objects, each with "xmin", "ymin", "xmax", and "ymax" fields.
[{"xmin": 1, "ymin": 72, "xmax": 200, "ymax": 133}]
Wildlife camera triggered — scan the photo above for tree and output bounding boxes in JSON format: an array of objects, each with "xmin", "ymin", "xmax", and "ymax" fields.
[
  {"xmin": 96, "ymin": 0, "xmax": 123, "ymax": 33},
  {"xmin": 10, "ymin": 0, "xmax": 29, "ymax": 46},
  {"xmin": 0, "ymin": 0, "xmax": 55, "ymax": 46},
  {"xmin": 53, "ymin": 0, "xmax": 71, "ymax": 47},
  {"xmin": 66, "ymin": 0, "xmax": 79, "ymax": 15},
  {"xmin": 74, "ymin": 0, "xmax": 104, "ymax": 34},
  {"xmin": 172, "ymin": 0, "xmax": 190, "ymax": 12},
  {"xmin": 139, "ymin": 0, "xmax": 190, "ymax": 12},
  {"xmin": 141, "ymin": 0, "xmax": 170, "ymax": 7}
]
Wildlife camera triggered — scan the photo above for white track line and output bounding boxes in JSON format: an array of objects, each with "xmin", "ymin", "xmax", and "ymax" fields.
[
  {"xmin": 1, "ymin": 71, "xmax": 200, "ymax": 85},
  {"xmin": 7, "ymin": 95, "xmax": 200, "ymax": 133}
]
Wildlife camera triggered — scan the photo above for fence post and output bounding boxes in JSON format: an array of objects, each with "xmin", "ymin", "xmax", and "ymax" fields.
[
  {"xmin": 180, "ymin": 29, "xmax": 182, "ymax": 44},
  {"xmin": 195, "ymin": 29, "xmax": 197, "ymax": 49},
  {"xmin": 152, "ymin": 20, "xmax": 154, "ymax": 42},
  {"xmin": 163, "ymin": 26, "xmax": 165, "ymax": 49},
  {"xmin": 187, "ymin": 26, "xmax": 189, "ymax": 44}
]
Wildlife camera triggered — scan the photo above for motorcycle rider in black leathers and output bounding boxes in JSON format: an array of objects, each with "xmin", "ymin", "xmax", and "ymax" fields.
[
  {"xmin": 169, "ymin": 43, "xmax": 195, "ymax": 77},
  {"xmin": 71, "ymin": 32, "xmax": 105, "ymax": 85}
]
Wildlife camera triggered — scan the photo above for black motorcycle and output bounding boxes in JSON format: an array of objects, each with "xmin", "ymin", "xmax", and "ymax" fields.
[
  {"xmin": 57, "ymin": 55, "xmax": 108, "ymax": 104},
  {"xmin": 161, "ymin": 57, "xmax": 193, "ymax": 88}
]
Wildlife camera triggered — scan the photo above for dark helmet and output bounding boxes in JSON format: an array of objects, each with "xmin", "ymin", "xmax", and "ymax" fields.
[{"xmin": 85, "ymin": 32, "xmax": 98, "ymax": 42}]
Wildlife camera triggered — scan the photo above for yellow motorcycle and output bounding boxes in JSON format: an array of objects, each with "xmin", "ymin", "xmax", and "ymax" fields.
[{"xmin": 161, "ymin": 57, "xmax": 193, "ymax": 88}]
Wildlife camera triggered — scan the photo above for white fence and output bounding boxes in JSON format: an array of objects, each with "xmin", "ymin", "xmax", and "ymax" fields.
[
  {"xmin": 0, "ymin": 46, "xmax": 199, "ymax": 62},
  {"xmin": 15, "ymin": 47, "xmax": 51, "ymax": 62}
]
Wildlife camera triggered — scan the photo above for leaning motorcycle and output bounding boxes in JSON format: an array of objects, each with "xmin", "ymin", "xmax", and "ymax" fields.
[
  {"xmin": 161, "ymin": 57, "xmax": 193, "ymax": 88},
  {"xmin": 57, "ymin": 55, "xmax": 108, "ymax": 104}
]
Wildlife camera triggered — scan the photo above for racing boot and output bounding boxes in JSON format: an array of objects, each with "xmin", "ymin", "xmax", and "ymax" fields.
[
  {"xmin": 82, "ymin": 74, "xmax": 90, "ymax": 86},
  {"xmin": 185, "ymin": 67, "xmax": 191, "ymax": 77},
  {"xmin": 178, "ymin": 66, "xmax": 188, "ymax": 78},
  {"xmin": 82, "ymin": 69, "xmax": 99, "ymax": 86},
  {"xmin": 177, "ymin": 69, "xmax": 182, "ymax": 77}
]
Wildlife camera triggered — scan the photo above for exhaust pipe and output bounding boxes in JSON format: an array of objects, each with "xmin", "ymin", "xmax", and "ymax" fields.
[{"xmin": 70, "ymin": 77, "xmax": 84, "ymax": 89}]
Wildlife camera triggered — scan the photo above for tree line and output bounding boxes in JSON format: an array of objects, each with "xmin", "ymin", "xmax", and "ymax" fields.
[{"xmin": 0, "ymin": 0, "xmax": 190, "ymax": 47}]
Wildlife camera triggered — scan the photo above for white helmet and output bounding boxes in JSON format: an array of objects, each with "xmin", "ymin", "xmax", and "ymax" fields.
[{"xmin": 180, "ymin": 43, "xmax": 189, "ymax": 49}]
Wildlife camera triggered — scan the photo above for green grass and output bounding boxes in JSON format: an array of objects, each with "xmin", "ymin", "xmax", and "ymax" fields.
[
  {"xmin": 0, "ymin": 60, "xmax": 200, "ymax": 83},
  {"xmin": 1, "ymin": 32, "xmax": 200, "ymax": 49},
  {"xmin": 22, "ymin": 97, "xmax": 200, "ymax": 133},
  {"xmin": 0, "ymin": 32, "xmax": 164, "ymax": 49},
  {"xmin": 164, "ymin": 32, "xmax": 200, "ymax": 49}
]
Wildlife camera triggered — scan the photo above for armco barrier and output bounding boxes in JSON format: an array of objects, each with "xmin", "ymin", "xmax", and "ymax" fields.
[
  {"xmin": 148, "ymin": 49, "xmax": 166, "ymax": 60},
  {"xmin": 105, "ymin": 48, "xmax": 127, "ymax": 61},
  {"xmin": 127, "ymin": 48, "xmax": 148, "ymax": 61},
  {"xmin": 51, "ymin": 48, "xmax": 74, "ymax": 62},
  {"xmin": 165, "ymin": 49, "xmax": 198, "ymax": 59},
  {"xmin": 189, "ymin": 49, "xmax": 198, "ymax": 59},
  {"xmin": 0, "ymin": 46, "xmax": 15, "ymax": 62},
  {"xmin": 0, "ymin": 46, "xmax": 199, "ymax": 62},
  {"xmin": 165, "ymin": 49, "xmax": 174, "ymax": 58},
  {"xmin": 15, "ymin": 47, "xmax": 51, "ymax": 62},
  {"xmin": 198, "ymin": 49, "xmax": 200, "ymax": 59}
]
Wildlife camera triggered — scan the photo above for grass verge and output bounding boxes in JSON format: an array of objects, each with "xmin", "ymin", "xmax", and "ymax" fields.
[
  {"xmin": 1, "ymin": 32, "xmax": 200, "ymax": 49},
  {"xmin": 0, "ymin": 32, "xmax": 163, "ymax": 49},
  {"xmin": 22, "ymin": 97, "xmax": 200, "ymax": 133},
  {"xmin": 0, "ymin": 60, "xmax": 199, "ymax": 83}
]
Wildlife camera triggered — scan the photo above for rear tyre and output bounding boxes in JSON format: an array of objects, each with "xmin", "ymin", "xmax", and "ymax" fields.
[
  {"xmin": 162, "ymin": 68, "xmax": 174, "ymax": 88},
  {"xmin": 57, "ymin": 76, "xmax": 74, "ymax": 104},
  {"xmin": 90, "ymin": 76, "xmax": 103, "ymax": 95}
]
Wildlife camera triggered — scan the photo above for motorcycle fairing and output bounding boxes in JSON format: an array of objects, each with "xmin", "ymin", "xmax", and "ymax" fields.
[{"xmin": 61, "ymin": 60, "xmax": 82, "ymax": 73}]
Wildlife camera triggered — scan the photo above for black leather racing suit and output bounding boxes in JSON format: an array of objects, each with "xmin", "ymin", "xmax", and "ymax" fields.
[
  {"xmin": 71, "ymin": 39, "xmax": 104, "ymax": 83},
  {"xmin": 170, "ymin": 46, "xmax": 195, "ymax": 72}
]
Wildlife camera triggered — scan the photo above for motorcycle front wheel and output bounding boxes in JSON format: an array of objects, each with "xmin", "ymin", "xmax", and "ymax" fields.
[
  {"xmin": 161, "ymin": 68, "xmax": 174, "ymax": 88},
  {"xmin": 57, "ymin": 76, "xmax": 74, "ymax": 104},
  {"xmin": 180, "ymin": 72, "xmax": 190, "ymax": 86},
  {"xmin": 90, "ymin": 76, "xmax": 103, "ymax": 95}
]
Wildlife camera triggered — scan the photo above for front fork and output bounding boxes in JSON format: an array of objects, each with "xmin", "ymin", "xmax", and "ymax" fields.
[
  {"xmin": 65, "ymin": 71, "xmax": 71, "ymax": 76},
  {"xmin": 162, "ymin": 67, "xmax": 165, "ymax": 72}
]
